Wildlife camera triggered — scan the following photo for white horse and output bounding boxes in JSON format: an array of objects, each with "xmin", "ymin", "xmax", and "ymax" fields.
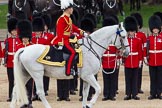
[{"xmin": 10, "ymin": 23, "xmax": 130, "ymax": 108}]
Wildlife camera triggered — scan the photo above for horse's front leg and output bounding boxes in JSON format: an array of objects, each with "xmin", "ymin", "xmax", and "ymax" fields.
[
  {"xmin": 82, "ymin": 81, "xmax": 90, "ymax": 108},
  {"xmin": 34, "ymin": 76, "xmax": 52, "ymax": 108},
  {"xmin": 84, "ymin": 75, "xmax": 101, "ymax": 108}
]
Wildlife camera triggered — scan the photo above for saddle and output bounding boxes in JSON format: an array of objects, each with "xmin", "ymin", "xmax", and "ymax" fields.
[{"xmin": 37, "ymin": 46, "xmax": 83, "ymax": 67}]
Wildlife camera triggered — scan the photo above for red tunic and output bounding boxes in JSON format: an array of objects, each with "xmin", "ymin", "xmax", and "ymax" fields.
[
  {"xmin": 32, "ymin": 32, "xmax": 46, "ymax": 44},
  {"xmin": 124, "ymin": 36, "xmax": 142, "ymax": 68},
  {"xmin": 42, "ymin": 32, "xmax": 54, "ymax": 45},
  {"xmin": 147, "ymin": 34, "xmax": 162, "ymax": 66},
  {"xmin": 102, "ymin": 44, "xmax": 118, "ymax": 69},
  {"xmin": 51, "ymin": 14, "xmax": 84, "ymax": 45},
  {"xmin": 136, "ymin": 31, "xmax": 147, "ymax": 59},
  {"xmin": 4, "ymin": 36, "xmax": 21, "ymax": 68},
  {"xmin": 16, "ymin": 42, "xmax": 33, "ymax": 51}
]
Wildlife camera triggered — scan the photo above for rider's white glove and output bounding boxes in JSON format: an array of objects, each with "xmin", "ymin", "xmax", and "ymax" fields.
[{"xmin": 83, "ymin": 32, "xmax": 89, "ymax": 37}]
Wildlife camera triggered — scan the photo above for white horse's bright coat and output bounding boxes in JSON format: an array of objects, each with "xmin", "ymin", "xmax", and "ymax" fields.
[{"xmin": 10, "ymin": 24, "xmax": 130, "ymax": 108}]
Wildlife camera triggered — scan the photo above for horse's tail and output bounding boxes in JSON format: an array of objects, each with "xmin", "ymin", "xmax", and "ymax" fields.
[{"xmin": 14, "ymin": 48, "xmax": 28, "ymax": 105}]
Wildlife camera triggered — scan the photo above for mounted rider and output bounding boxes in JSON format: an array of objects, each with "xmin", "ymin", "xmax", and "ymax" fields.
[{"xmin": 51, "ymin": 0, "xmax": 88, "ymax": 76}]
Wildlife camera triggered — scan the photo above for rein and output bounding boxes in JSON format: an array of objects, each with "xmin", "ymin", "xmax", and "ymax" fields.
[{"xmin": 14, "ymin": 0, "xmax": 27, "ymax": 11}]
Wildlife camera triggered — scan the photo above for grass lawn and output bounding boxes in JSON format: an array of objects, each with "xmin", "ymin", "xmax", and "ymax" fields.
[
  {"xmin": 0, "ymin": 4, "xmax": 8, "ymax": 29},
  {"xmin": 0, "ymin": 4, "xmax": 162, "ymax": 29}
]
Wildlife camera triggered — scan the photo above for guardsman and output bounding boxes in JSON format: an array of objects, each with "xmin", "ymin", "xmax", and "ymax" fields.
[
  {"xmin": 51, "ymin": 0, "xmax": 87, "ymax": 76},
  {"xmin": 131, "ymin": 12, "xmax": 146, "ymax": 94},
  {"xmin": 79, "ymin": 16, "xmax": 96, "ymax": 101},
  {"xmin": 145, "ymin": 15, "xmax": 162, "ymax": 100},
  {"xmin": 123, "ymin": 16, "xmax": 142, "ymax": 100},
  {"xmin": 4, "ymin": 17, "xmax": 21, "ymax": 102},
  {"xmin": 101, "ymin": 16, "xmax": 119, "ymax": 101},
  {"xmin": 153, "ymin": 12, "xmax": 162, "ymax": 34},
  {"xmin": 16, "ymin": 19, "xmax": 33, "ymax": 108},
  {"xmin": 41, "ymin": 14, "xmax": 54, "ymax": 96}
]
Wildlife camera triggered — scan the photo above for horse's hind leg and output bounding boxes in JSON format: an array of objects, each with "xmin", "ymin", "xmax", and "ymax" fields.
[
  {"xmin": 34, "ymin": 75, "xmax": 52, "ymax": 108},
  {"xmin": 83, "ymin": 75, "xmax": 101, "ymax": 108},
  {"xmin": 82, "ymin": 81, "xmax": 90, "ymax": 108}
]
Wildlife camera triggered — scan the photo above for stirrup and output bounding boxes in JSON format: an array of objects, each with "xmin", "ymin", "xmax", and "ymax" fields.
[{"xmin": 70, "ymin": 69, "xmax": 76, "ymax": 76}]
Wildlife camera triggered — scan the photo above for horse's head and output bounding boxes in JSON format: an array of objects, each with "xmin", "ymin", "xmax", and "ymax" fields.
[{"xmin": 113, "ymin": 22, "xmax": 130, "ymax": 57}]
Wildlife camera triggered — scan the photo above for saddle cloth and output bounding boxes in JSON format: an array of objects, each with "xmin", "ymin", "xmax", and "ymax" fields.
[{"xmin": 37, "ymin": 46, "xmax": 83, "ymax": 67}]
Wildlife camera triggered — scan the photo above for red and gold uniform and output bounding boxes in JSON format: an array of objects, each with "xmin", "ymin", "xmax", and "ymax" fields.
[
  {"xmin": 147, "ymin": 34, "xmax": 162, "ymax": 66},
  {"xmin": 51, "ymin": 14, "xmax": 84, "ymax": 76},
  {"xmin": 42, "ymin": 32, "xmax": 54, "ymax": 45},
  {"xmin": 124, "ymin": 35, "xmax": 142, "ymax": 68}
]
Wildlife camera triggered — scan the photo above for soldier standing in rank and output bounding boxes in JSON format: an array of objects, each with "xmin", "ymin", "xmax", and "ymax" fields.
[
  {"xmin": 4, "ymin": 17, "xmax": 21, "ymax": 102},
  {"xmin": 78, "ymin": 16, "xmax": 96, "ymax": 101},
  {"xmin": 101, "ymin": 16, "xmax": 119, "ymax": 101},
  {"xmin": 16, "ymin": 19, "xmax": 33, "ymax": 108},
  {"xmin": 144, "ymin": 15, "xmax": 162, "ymax": 100},
  {"xmin": 32, "ymin": 17, "xmax": 54, "ymax": 101},
  {"xmin": 131, "ymin": 12, "xmax": 147, "ymax": 94},
  {"xmin": 41, "ymin": 14, "xmax": 54, "ymax": 96},
  {"xmin": 123, "ymin": 16, "xmax": 142, "ymax": 100},
  {"xmin": 153, "ymin": 12, "xmax": 162, "ymax": 34}
]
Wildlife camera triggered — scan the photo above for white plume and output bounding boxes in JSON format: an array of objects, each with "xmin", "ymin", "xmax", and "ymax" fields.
[{"xmin": 60, "ymin": 0, "xmax": 73, "ymax": 9}]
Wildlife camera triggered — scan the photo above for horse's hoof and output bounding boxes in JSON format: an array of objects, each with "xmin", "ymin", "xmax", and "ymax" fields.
[
  {"xmin": 28, "ymin": 104, "xmax": 33, "ymax": 108},
  {"xmin": 86, "ymin": 105, "xmax": 90, "ymax": 108}
]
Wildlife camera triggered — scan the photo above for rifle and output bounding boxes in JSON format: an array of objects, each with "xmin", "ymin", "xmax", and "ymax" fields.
[{"xmin": 4, "ymin": 32, "xmax": 9, "ymax": 65}]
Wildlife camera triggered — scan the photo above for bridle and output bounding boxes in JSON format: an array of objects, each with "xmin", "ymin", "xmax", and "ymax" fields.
[
  {"xmin": 82, "ymin": 24, "xmax": 129, "ymax": 61},
  {"xmin": 14, "ymin": 0, "xmax": 27, "ymax": 11}
]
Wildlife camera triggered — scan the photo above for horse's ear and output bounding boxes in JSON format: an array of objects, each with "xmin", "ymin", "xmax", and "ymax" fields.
[{"xmin": 120, "ymin": 22, "xmax": 124, "ymax": 28}]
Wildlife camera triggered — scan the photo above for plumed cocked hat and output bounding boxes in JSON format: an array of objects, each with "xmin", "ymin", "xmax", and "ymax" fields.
[
  {"xmin": 60, "ymin": 0, "xmax": 73, "ymax": 10},
  {"xmin": 17, "ymin": 20, "xmax": 32, "ymax": 41},
  {"xmin": 149, "ymin": 15, "xmax": 162, "ymax": 33},
  {"xmin": 32, "ymin": 17, "xmax": 45, "ymax": 31},
  {"xmin": 80, "ymin": 18, "xmax": 95, "ymax": 33},
  {"xmin": 124, "ymin": 16, "xmax": 138, "ymax": 32},
  {"xmin": 131, "ymin": 12, "xmax": 143, "ymax": 29},
  {"xmin": 7, "ymin": 17, "xmax": 18, "ymax": 33}
]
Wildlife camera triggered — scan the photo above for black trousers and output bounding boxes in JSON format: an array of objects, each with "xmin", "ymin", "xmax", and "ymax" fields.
[
  {"xmin": 138, "ymin": 64, "xmax": 143, "ymax": 91},
  {"xmin": 149, "ymin": 66, "xmax": 162, "ymax": 96},
  {"xmin": 102, "ymin": 68, "xmax": 117, "ymax": 98},
  {"xmin": 70, "ymin": 75, "xmax": 78, "ymax": 91},
  {"xmin": 7, "ymin": 68, "xmax": 14, "ymax": 99},
  {"xmin": 57, "ymin": 79, "xmax": 70, "ymax": 99},
  {"xmin": 26, "ymin": 78, "xmax": 34, "ymax": 104},
  {"xmin": 43, "ymin": 76, "xmax": 50, "ymax": 92},
  {"xmin": 115, "ymin": 68, "xmax": 119, "ymax": 92},
  {"xmin": 124, "ymin": 67, "xmax": 138, "ymax": 96}
]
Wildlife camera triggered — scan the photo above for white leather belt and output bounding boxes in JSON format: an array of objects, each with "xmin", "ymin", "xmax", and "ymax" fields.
[
  {"xmin": 8, "ymin": 52, "xmax": 15, "ymax": 55},
  {"xmin": 129, "ymin": 52, "xmax": 138, "ymax": 55},
  {"xmin": 103, "ymin": 54, "xmax": 116, "ymax": 57},
  {"xmin": 149, "ymin": 50, "xmax": 162, "ymax": 53}
]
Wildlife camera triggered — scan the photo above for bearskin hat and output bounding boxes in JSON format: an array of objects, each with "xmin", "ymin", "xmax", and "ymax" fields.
[
  {"xmin": 15, "ymin": 10, "xmax": 27, "ymax": 20},
  {"xmin": 154, "ymin": 12, "xmax": 162, "ymax": 22},
  {"xmin": 149, "ymin": 15, "xmax": 162, "ymax": 33},
  {"xmin": 131, "ymin": 12, "xmax": 143, "ymax": 29},
  {"xmin": 17, "ymin": 20, "xmax": 32, "ymax": 41},
  {"xmin": 41, "ymin": 14, "xmax": 51, "ymax": 29},
  {"xmin": 83, "ymin": 13, "xmax": 97, "ymax": 28},
  {"xmin": 32, "ymin": 17, "xmax": 45, "ymax": 31},
  {"xmin": 7, "ymin": 17, "xmax": 18, "ymax": 33},
  {"xmin": 104, "ymin": 14, "xmax": 119, "ymax": 24},
  {"xmin": 80, "ymin": 18, "xmax": 95, "ymax": 33},
  {"xmin": 102, "ymin": 16, "xmax": 118, "ymax": 27},
  {"xmin": 60, "ymin": 0, "xmax": 73, "ymax": 10},
  {"xmin": 124, "ymin": 16, "xmax": 138, "ymax": 32}
]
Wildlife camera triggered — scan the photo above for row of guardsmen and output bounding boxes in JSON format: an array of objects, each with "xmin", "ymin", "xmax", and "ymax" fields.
[{"xmin": 1, "ymin": 2, "xmax": 162, "ymax": 105}]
